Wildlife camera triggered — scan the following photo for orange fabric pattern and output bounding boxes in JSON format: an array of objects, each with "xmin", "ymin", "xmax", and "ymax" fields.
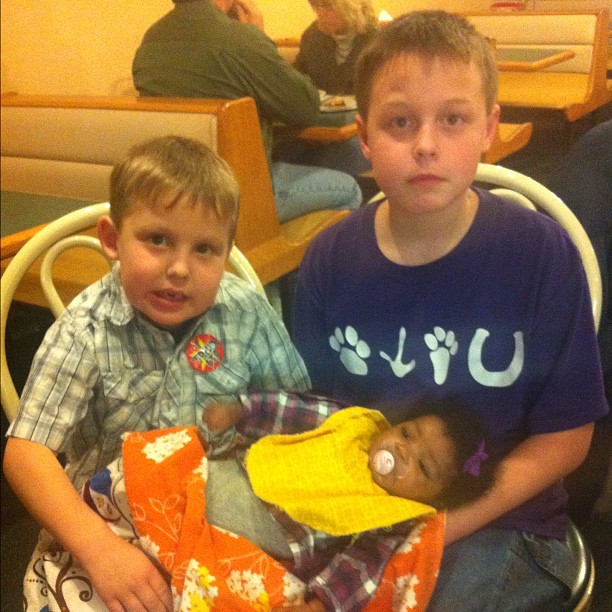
[{"xmin": 123, "ymin": 426, "xmax": 445, "ymax": 611}]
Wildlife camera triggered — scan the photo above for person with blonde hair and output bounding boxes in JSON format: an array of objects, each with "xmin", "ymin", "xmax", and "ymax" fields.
[
  {"xmin": 294, "ymin": 0, "xmax": 378, "ymax": 95},
  {"xmin": 274, "ymin": 0, "xmax": 378, "ymax": 194}
]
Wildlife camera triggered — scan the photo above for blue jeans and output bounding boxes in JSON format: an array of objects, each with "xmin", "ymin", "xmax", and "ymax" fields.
[
  {"xmin": 271, "ymin": 161, "xmax": 362, "ymax": 223},
  {"xmin": 427, "ymin": 527, "xmax": 575, "ymax": 611}
]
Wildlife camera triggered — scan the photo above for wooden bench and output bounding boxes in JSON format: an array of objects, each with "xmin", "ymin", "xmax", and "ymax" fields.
[
  {"xmin": 463, "ymin": 9, "xmax": 611, "ymax": 122},
  {"xmin": 1, "ymin": 94, "xmax": 350, "ymax": 293},
  {"xmin": 483, "ymin": 121, "xmax": 532, "ymax": 164}
]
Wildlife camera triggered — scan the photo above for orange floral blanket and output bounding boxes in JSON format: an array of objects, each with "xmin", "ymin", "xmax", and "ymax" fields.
[{"xmin": 123, "ymin": 426, "xmax": 445, "ymax": 611}]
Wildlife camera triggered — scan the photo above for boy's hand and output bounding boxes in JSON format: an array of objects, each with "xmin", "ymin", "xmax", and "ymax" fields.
[
  {"xmin": 82, "ymin": 534, "xmax": 172, "ymax": 611},
  {"xmin": 203, "ymin": 402, "xmax": 243, "ymax": 432}
]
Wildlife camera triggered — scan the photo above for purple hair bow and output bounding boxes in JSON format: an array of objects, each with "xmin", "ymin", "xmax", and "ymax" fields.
[{"xmin": 463, "ymin": 440, "xmax": 488, "ymax": 477}]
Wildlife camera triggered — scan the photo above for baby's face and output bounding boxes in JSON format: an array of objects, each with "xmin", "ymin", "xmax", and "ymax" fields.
[{"xmin": 369, "ymin": 415, "xmax": 458, "ymax": 505}]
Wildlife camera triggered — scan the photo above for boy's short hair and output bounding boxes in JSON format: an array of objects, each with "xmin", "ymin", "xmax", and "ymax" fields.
[
  {"xmin": 109, "ymin": 135, "xmax": 240, "ymax": 242},
  {"xmin": 355, "ymin": 10, "xmax": 498, "ymax": 118}
]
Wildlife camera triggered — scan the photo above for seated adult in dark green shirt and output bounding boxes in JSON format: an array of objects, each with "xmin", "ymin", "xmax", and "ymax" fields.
[{"xmin": 133, "ymin": 0, "xmax": 362, "ymax": 222}]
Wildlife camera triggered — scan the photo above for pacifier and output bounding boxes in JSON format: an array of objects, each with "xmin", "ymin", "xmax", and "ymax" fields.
[{"xmin": 372, "ymin": 449, "xmax": 395, "ymax": 475}]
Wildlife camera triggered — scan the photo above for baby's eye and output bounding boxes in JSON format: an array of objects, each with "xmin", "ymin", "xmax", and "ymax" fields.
[
  {"xmin": 401, "ymin": 426, "xmax": 411, "ymax": 441},
  {"xmin": 418, "ymin": 459, "xmax": 431, "ymax": 479}
]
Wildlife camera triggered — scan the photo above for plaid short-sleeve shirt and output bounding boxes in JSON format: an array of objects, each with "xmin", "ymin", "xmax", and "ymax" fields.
[{"xmin": 8, "ymin": 266, "xmax": 309, "ymax": 490}]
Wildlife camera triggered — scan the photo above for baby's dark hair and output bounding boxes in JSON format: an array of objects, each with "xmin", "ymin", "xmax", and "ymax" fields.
[{"xmin": 386, "ymin": 395, "xmax": 496, "ymax": 510}]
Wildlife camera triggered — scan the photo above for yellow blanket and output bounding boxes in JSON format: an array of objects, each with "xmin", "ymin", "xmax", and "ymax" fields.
[{"xmin": 246, "ymin": 407, "xmax": 435, "ymax": 536}]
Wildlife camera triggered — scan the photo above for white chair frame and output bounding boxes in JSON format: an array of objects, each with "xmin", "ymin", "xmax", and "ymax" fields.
[{"xmin": 1, "ymin": 202, "xmax": 266, "ymax": 423}]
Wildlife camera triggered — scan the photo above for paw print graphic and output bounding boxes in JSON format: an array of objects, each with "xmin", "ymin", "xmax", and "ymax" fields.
[
  {"xmin": 424, "ymin": 327, "xmax": 458, "ymax": 385},
  {"xmin": 329, "ymin": 326, "xmax": 371, "ymax": 376}
]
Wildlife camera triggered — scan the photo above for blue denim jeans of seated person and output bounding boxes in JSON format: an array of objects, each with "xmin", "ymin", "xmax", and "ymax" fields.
[
  {"xmin": 273, "ymin": 136, "xmax": 372, "ymax": 176},
  {"xmin": 427, "ymin": 527, "xmax": 575, "ymax": 612},
  {"xmin": 271, "ymin": 161, "xmax": 362, "ymax": 223}
]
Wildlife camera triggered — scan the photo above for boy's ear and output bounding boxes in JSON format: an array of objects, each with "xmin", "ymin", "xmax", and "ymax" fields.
[
  {"xmin": 482, "ymin": 104, "xmax": 501, "ymax": 152},
  {"xmin": 356, "ymin": 114, "xmax": 372, "ymax": 161},
  {"xmin": 97, "ymin": 215, "xmax": 120, "ymax": 261}
]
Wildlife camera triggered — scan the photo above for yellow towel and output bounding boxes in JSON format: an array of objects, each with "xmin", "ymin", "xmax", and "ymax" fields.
[{"xmin": 246, "ymin": 407, "xmax": 435, "ymax": 536}]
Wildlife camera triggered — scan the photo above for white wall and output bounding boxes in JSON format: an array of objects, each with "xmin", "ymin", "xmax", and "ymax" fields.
[
  {"xmin": 1, "ymin": 0, "xmax": 609, "ymax": 96},
  {"xmin": 1, "ymin": 0, "xmax": 170, "ymax": 95}
]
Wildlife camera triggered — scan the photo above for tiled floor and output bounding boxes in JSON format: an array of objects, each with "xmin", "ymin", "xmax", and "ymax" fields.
[{"xmin": 1, "ymin": 107, "xmax": 611, "ymax": 611}]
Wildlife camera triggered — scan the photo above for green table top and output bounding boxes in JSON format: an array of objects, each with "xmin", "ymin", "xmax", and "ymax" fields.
[
  {"xmin": 1, "ymin": 191, "xmax": 95, "ymax": 238},
  {"xmin": 496, "ymin": 48, "xmax": 570, "ymax": 63}
]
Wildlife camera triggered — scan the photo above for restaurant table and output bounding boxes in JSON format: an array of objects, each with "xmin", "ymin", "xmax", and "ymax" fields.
[
  {"xmin": 1, "ymin": 191, "xmax": 108, "ymax": 307},
  {"xmin": 1, "ymin": 191, "xmax": 98, "ymax": 259},
  {"xmin": 495, "ymin": 47, "xmax": 576, "ymax": 71},
  {"xmin": 278, "ymin": 95, "xmax": 359, "ymax": 143}
]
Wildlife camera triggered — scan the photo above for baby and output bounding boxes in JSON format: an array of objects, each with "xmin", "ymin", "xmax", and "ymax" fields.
[{"xmin": 202, "ymin": 391, "xmax": 496, "ymax": 611}]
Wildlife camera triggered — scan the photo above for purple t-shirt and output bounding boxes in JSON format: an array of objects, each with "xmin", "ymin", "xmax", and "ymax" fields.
[{"xmin": 293, "ymin": 189, "xmax": 608, "ymax": 537}]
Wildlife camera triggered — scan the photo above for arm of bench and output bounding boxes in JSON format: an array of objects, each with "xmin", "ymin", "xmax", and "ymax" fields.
[
  {"xmin": 483, "ymin": 122, "xmax": 532, "ymax": 164},
  {"xmin": 1, "ymin": 94, "xmax": 351, "ymax": 287}
]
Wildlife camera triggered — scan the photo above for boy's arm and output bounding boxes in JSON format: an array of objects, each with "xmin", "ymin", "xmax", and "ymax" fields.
[
  {"xmin": 444, "ymin": 423, "xmax": 593, "ymax": 544},
  {"xmin": 202, "ymin": 391, "xmax": 343, "ymax": 456},
  {"xmin": 247, "ymin": 295, "xmax": 312, "ymax": 392},
  {"xmin": 3, "ymin": 437, "xmax": 173, "ymax": 611}
]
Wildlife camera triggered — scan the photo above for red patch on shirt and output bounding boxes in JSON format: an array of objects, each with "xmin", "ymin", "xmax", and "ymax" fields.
[{"xmin": 186, "ymin": 334, "xmax": 224, "ymax": 373}]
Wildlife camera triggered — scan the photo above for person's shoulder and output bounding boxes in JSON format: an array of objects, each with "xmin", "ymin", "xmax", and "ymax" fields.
[
  {"xmin": 301, "ymin": 21, "xmax": 323, "ymax": 42},
  {"xmin": 479, "ymin": 188, "xmax": 564, "ymax": 234},
  {"xmin": 581, "ymin": 118, "xmax": 612, "ymax": 149},
  {"xmin": 477, "ymin": 188, "xmax": 579, "ymax": 260},
  {"xmin": 63, "ymin": 271, "xmax": 117, "ymax": 317},
  {"xmin": 215, "ymin": 272, "xmax": 272, "ymax": 313},
  {"xmin": 358, "ymin": 26, "xmax": 378, "ymax": 43},
  {"xmin": 302, "ymin": 204, "xmax": 376, "ymax": 269}
]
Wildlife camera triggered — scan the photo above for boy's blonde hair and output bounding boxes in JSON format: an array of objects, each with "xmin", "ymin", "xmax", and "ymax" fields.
[
  {"xmin": 310, "ymin": 0, "xmax": 377, "ymax": 34},
  {"xmin": 109, "ymin": 136, "xmax": 240, "ymax": 242},
  {"xmin": 355, "ymin": 11, "xmax": 498, "ymax": 118}
]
